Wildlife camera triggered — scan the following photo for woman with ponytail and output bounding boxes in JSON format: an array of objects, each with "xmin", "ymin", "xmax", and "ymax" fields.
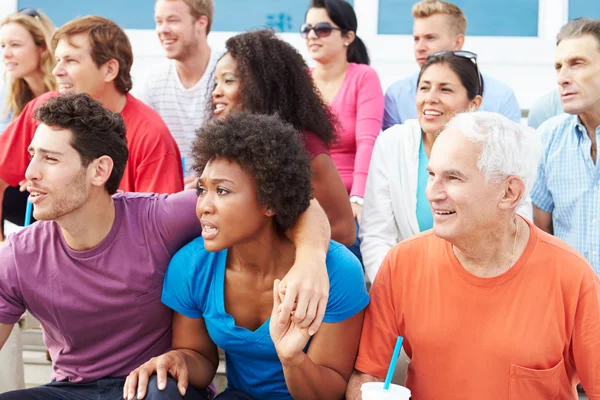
[{"xmin": 303, "ymin": 0, "xmax": 384, "ymax": 260}]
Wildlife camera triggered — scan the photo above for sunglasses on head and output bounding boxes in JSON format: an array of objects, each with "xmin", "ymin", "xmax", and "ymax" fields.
[
  {"xmin": 300, "ymin": 22, "xmax": 345, "ymax": 39},
  {"xmin": 18, "ymin": 7, "xmax": 41, "ymax": 19},
  {"xmin": 428, "ymin": 50, "xmax": 483, "ymax": 96}
]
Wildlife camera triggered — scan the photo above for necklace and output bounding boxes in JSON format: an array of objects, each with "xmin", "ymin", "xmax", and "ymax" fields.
[{"xmin": 506, "ymin": 218, "xmax": 519, "ymax": 269}]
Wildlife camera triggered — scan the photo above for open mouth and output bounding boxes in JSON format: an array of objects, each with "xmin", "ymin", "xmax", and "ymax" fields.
[
  {"xmin": 28, "ymin": 189, "xmax": 48, "ymax": 205},
  {"xmin": 201, "ymin": 220, "xmax": 219, "ymax": 239}
]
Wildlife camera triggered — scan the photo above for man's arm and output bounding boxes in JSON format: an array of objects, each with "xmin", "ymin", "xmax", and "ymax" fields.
[
  {"xmin": 280, "ymin": 199, "xmax": 331, "ymax": 335},
  {"xmin": 346, "ymin": 370, "xmax": 384, "ymax": 400},
  {"xmin": 533, "ymin": 205, "xmax": 553, "ymax": 234},
  {"xmin": 0, "ymin": 323, "xmax": 13, "ymax": 350}
]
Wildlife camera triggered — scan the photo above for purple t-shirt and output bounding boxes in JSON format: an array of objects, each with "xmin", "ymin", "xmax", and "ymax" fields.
[{"xmin": 0, "ymin": 190, "xmax": 200, "ymax": 383}]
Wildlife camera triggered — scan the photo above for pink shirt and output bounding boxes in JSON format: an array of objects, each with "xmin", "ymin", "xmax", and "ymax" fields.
[{"xmin": 313, "ymin": 63, "xmax": 384, "ymax": 198}]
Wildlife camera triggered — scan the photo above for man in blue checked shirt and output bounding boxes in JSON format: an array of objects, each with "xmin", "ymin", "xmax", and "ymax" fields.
[
  {"xmin": 382, "ymin": 0, "xmax": 521, "ymax": 130},
  {"xmin": 532, "ymin": 18, "xmax": 600, "ymax": 276}
]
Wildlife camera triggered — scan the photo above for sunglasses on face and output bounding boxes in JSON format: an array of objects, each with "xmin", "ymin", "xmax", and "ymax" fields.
[
  {"xmin": 300, "ymin": 22, "xmax": 345, "ymax": 39},
  {"xmin": 428, "ymin": 50, "xmax": 484, "ymax": 96}
]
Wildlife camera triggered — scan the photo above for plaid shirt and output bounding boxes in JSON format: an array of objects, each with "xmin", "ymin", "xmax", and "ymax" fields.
[{"xmin": 531, "ymin": 113, "xmax": 600, "ymax": 275}]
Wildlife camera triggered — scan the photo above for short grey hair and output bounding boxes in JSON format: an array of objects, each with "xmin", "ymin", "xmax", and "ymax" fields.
[
  {"xmin": 445, "ymin": 112, "xmax": 542, "ymax": 204},
  {"xmin": 557, "ymin": 18, "xmax": 600, "ymax": 49}
]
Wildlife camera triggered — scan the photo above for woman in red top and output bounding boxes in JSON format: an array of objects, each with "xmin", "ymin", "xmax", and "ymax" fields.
[{"xmin": 209, "ymin": 29, "xmax": 355, "ymax": 245}]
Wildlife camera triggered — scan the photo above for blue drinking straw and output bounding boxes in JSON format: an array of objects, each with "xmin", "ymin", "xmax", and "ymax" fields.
[
  {"xmin": 383, "ymin": 336, "xmax": 404, "ymax": 390},
  {"xmin": 24, "ymin": 197, "xmax": 33, "ymax": 227}
]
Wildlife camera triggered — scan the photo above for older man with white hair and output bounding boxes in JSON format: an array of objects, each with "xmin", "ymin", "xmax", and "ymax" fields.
[{"xmin": 346, "ymin": 112, "xmax": 600, "ymax": 400}]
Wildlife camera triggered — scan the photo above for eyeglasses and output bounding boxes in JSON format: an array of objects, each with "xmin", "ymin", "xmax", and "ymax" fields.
[
  {"xmin": 300, "ymin": 22, "xmax": 345, "ymax": 39},
  {"xmin": 428, "ymin": 50, "xmax": 484, "ymax": 96},
  {"xmin": 18, "ymin": 8, "xmax": 41, "ymax": 20}
]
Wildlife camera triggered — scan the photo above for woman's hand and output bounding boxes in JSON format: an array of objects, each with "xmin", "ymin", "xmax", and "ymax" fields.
[
  {"xmin": 123, "ymin": 350, "xmax": 189, "ymax": 400},
  {"xmin": 270, "ymin": 279, "xmax": 311, "ymax": 367}
]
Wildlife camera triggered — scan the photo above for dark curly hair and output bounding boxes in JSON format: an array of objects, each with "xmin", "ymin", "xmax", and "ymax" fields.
[
  {"xmin": 209, "ymin": 29, "xmax": 337, "ymax": 148},
  {"xmin": 192, "ymin": 111, "xmax": 312, "ymax": 232},
  {"xmin": 34, "ymin": 93, "xmax": 128, "ymax": 195}
]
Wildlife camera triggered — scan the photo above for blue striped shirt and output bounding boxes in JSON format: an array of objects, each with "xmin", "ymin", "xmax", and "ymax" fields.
[{"xmin": 531, "ymin": 113, "xmax": 600, "ymax": 275}]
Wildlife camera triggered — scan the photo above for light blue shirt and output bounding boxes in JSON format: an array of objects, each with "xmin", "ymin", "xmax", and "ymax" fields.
[
  {"xmin": 162, "ymin": 238, "xmax": 369, "ymax": 400},
  {"xmin": 527, "ymin": 90, "xmax": 564, "ymax": 129},
  {"xmin": 417, "ymin": 138, "xmax": 433, "ymax": 231},
  {"xmin": 531, "ymin": 113, "xmax": 600, "ymax": 275},
  {"xmin": 383, "ymin": 72, "xmax": 522, "ymax": 130}
]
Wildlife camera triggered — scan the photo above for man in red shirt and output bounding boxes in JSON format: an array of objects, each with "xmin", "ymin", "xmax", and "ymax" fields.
[{"xmin": 0, "ymin": 16, "xmax": 183, "ymax": 234}]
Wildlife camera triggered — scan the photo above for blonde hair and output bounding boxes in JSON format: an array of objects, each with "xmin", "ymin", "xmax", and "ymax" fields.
[
  {"xmin": 1, "ymin": 10, "xmax": 56, "ymax": 121},
  {"xmin": 412, "ymin": 0, "xmax": 467, "ymax": 36},
  {"xmin": 157, "ymin": 0, "xmax": 214, "ymax": 34}
]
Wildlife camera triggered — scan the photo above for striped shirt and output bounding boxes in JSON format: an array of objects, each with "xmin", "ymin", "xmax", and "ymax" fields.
[
  {"xmin": 135, "ymin": 50, "xmax": 221, "ymax": 172},
  {"xmin": 531, "ymin": 113, "xmax": 600, "ymax": 275}
]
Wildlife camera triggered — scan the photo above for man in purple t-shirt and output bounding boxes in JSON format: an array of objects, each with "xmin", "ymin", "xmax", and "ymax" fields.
[{"xmin": 0, "ymin": 94, "xmax": 331, "ymax": 400}]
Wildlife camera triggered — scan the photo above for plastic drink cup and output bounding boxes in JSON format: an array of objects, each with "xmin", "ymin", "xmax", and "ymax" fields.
[{"xmin": 361, "ymin": 382, "xmax": 411, "ymax": 400}]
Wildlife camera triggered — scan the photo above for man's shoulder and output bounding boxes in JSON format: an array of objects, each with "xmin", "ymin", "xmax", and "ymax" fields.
[
  {"xmin": 537, "ymin": 113, "xmax": 575, "ymax": 146},
  {"xmin": 122, "ymin": 94, "xmax": 171, "ymax": 134},
  {"xmin": 140, "ymin": 60, "xmax": 175, "ymax": 87},
  {"xmin": 480, "ymin": 73, "xmax": 516, "ymax": 98},
  {"xmin": 3, "ymin": 221, "xmax": 59, "ymax": 259},
  {"xmin": 388, "ymin": 230, "xmax": 444, "ymax": 259},
  {"xmin": 386, "ymin": 72, "xmax": 418, "ymax": 96},
  {"xmin": 532, "ymin": 227, "xmax": 597, "ymax": 285}
]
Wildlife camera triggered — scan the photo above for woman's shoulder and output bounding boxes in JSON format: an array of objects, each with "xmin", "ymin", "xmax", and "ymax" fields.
[
  {"xmin": 348, "ymin": 63, "xmax": 381, "ymax": 82},
  {"xmin": 170, "ymin": 236, "xmax": 219, "ymax": 275},
  {"xmin": 377, "ymin": 120, "xmax": 421, "ymax": 144}
]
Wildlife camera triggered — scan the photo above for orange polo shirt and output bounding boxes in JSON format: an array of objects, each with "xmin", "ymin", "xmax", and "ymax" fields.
[{"xmin": 355, "ymin": 219, "xmax": 600, "ymax": 400}]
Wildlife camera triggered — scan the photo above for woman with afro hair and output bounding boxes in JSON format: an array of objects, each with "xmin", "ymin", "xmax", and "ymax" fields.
[
  {"xmin": 125, "ymin": 112, "xmax": 368, "ymax": 400},
  {"xmin": 209, "ymin": 29, "xmax": 356, "ymax": 246}
]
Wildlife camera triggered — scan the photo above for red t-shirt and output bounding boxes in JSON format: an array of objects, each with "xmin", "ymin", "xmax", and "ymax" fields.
[{"xmin": 0, "ymin": 92, "xmax": 183, "ymax": 194}]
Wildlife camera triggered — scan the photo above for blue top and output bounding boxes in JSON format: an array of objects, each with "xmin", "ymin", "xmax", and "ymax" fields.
[
  {"xmin": 417, "ymin": 138, "xmax": 433, "ymax": 231},
  {"xmin": 531, "ymin": 113, "xmax": 600, "ymax": 275},
  {"xmin": 527, "ymin": 90, "xmax": 564, "ymax": 129},
  {"xmin": 162, "ymin": 238, "xmax": 369, "ymax": 399},
  {"xmin": 382, "ymin": 72, "xmax": 521, "ymax": 130}
]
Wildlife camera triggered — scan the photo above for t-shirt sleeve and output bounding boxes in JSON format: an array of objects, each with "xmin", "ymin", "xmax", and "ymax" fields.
[
  {"xmin": 161, "ymin": 240, "xmax": 207, "ymax": 319},
  {"xmin": 0, "ymin": 100, "xmax": 38, "ymax": 186},
  {"xmin": 530, "ymin": 125, "xmax": 554, "ymax": 213},
  {"xmin": 302, "ymin": 131, "xmax": 329, "ymax": 158},
  {"xmin": 155, "ymin": 190, "xmax": 202, "ymax": 254},
  {"xmin": 0, "ymin": 239, "xmax": 26, "ymax": 324},
  {"xmin": 572, "ymin": 273, "xmax": 600, "ymax": 397},
  {"xmin": 351, "ymin": 67, "xmax": 384, "ymax": 198},
  {"xmin": 322, "ymin": 243, "xmax": 370, "ymax": 323},
  {"xmin": 355, "ymin": 251, "xmax": 401, "ymax": 378}
]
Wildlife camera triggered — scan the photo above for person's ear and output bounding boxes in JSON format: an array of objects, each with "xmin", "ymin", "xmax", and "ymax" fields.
[
  {"xmin": 454, "ymin": 33, "xmax": 465, "ymax": 49},
  {"xmin": 88, "ymin": 155, "xmax": 114, "ymax": 189},
  {"xmin": 102, "ymin": 59, "xmax": 120, "ymax": 85},
  {"xmin": 498, "ymin": 176, "xmax": 525, "ymax": 211},
  {"xmin": 343, "ymin": 30, "xmax": 355, "ymax": 47}
]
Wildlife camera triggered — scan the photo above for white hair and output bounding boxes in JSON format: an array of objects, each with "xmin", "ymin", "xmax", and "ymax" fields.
[{"xmin": 445, "ymin": 111, "xmax": 543, "ymax": 203}]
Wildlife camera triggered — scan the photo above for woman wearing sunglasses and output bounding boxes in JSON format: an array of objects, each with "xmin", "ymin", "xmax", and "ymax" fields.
[
  {"xmin": 206, "ymin": 29, "xmax": 356, "ymax": 246},
  {"xmin": 303, "ymin": 0, "xmax": 384, "ymax": 248},
  {"xmin": 0, "ymin": 9, "xmax": 55, "ymax": 239},
  {"xmin": 360, "ymin": 51, "xmax": 532, "ymax": 284}
]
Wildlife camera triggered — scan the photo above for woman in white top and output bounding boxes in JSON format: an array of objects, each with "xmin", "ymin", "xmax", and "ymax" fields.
[{"xmin": 360, "ymin": 51, "xmax": 532, "ymax": 283}]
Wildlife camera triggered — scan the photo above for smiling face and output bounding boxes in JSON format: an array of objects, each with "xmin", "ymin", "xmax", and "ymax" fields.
[
  {"xmin": 426, "ymin": 126, "xmax": 505, "ymax": 242},
  {"xmin": 0, "ymin": 22, "xmax": 43, "ymax": 80},
  {"xmin": 212, "ymin": 53, "xmax": 242, "ymax": 118},
  {"xmin": 52, "ymin": 33, "xmax": 108, "ymax": 97},
  {"xmin": 417, "ymin": 63, "xmax": 477, "ymax": 135},
  {"xmin": 25, "ymin": 124, "xmax": 91, "ymax": 221},
  {"xmin": 304, "ymin": 7, "xmax": 349, "ymax": 64},
  {"xmin": 555, "ymin": 34, "xmax": 600, "ymax": 116},
  {"xmin": 196, "ymin": 158, "xmax": 272, "ymax": 252},
  {"xmin": 155, "ymin": 0, "xmax": 203, "ymax": 61}
]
